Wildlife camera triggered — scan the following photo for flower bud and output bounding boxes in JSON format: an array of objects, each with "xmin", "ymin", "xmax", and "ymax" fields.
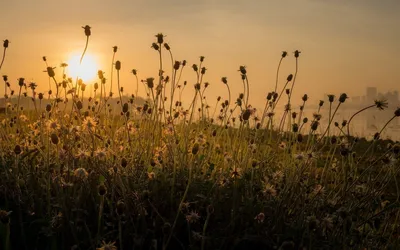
[
  {"xmin": 3, "ymin": 39, "xmax": 9, "ymax": 48},
  {"xmin": 339, "ymin": 93, "xmax": 348, "ymax": 103},
  {"xmin": 82, "ymin": 25, "xmax": 91, "ymax": 36},
  {"xmin": 155, "ymin": 33, "xmax": 164, "ymax": 44},
  {"xmin": 115, "ymin": 61, "xmax": 121, "ymax": 70}
]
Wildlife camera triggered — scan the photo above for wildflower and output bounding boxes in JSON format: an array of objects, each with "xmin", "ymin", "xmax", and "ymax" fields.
[
  {"xmin": 254, "ymin": 212, "xmax": 265, "ymax": 223},
  {"xmin": 51, "ymin": 212, "xmax": 63, "ymax": 230},
  {"xmin": 294, "ymin": 153, "xmax": 305, "ymax": 161},
  {"xmin": 147, "ymin": 171, "xmax": 156, "ymax": 180},
  {"xmin": 0, "ymin": 210, "xmax": 11, "ymax": 224},
  {"xmin": 97, "ymin": 241, "xmax": 117, "ymax": 250},
  {"xmin": 192, "ymin": 231, "xmax": 203, "ymax": 241},
  {"xmin": 19, "ymin": 114, "xmax": 29, "ymax": 122},
  {"xmin": 94, "ymin": 148, "xmax": 107, "ymax": 158},
  {"xmin": 73, "ymin": 168, "xmax": 88, "ymax": 180},
  {"xmin": 272, "ymin": 170, "xmax": 284, "ymax": 182},
  {"xmin": 75, "ymin": 149, "xmax": 90, "ymax": 159},
  {"xmin": 186, "ymin": 211, "xmax": 201, "ymax": 224},
  {"xmin": 82, "ymin": 116, "xmax": 97, "ymax": 132},
  {"xmin": 46, "ymin": 119, "xmax": 60, "ymax": 131},
  {"xmin": 231, "ymin": 167, "xmax": 242, "ymax": 178},
  {"xmin": 321, "ymin": 215, "xmax": 333, "ymax": 236},
  {"xmin": 312, "ymin": 184, "xmax": 325, "ymax": 196},
  {"xmin": 263, "ymin": 183, "xmax": 277, "ymax": 197},
  {"xmin": 278, "ymin": 141, "xmax": 286, "ymax": 150}
]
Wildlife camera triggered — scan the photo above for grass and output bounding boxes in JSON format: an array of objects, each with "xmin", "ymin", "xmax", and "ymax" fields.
[{"xmin": 1, "ymin": 27, "xmax": 400, "ymax": 250}]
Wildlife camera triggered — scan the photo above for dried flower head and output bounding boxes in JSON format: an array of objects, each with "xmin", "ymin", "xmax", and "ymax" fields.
[{"xmin": 82, "ymin": 25, "xmax": 91, "ymax": 36}]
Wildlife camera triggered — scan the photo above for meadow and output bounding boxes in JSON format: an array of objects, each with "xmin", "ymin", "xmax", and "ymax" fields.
[{"xmin": 1, "ymin": 26, "xmax": 400, "ymax": 250}]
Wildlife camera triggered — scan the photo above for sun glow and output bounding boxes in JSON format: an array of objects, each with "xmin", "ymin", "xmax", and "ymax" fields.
[{"xmin": 67, "ymin": 53, "xmax": 99, "ymax": 83}]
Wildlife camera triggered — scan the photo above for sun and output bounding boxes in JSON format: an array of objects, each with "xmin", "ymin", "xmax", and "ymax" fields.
[{"xmin": 66, "ymin": 53, "xmax": 99, "ymax": 83}]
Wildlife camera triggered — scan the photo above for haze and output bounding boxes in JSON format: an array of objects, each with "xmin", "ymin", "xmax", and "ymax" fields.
[{"xmin": 1, "ymin": 0, "xmax": 399, "ymax": 109}]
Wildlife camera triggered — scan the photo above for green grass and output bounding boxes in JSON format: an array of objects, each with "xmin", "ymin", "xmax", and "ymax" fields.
[{"xmin": 1, "ymin": 28, "xmax": 400, "ymax": 250}]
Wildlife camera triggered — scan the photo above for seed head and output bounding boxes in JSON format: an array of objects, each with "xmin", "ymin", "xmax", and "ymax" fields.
[
  {"xmin": 121, "ymin": 157, "xmax": 128, "ymax": 168},
  {"xmin": 328, "ymin": 94, "xmax": 335, "ymax": 103},
  {"xmin": 221, "ymin": 77, "xmax": 228, "ymax": 84},
  {"xmin": 151, "ymin": 42, "xmax": 159, "ymax": 51},
  {"xmin": 155, "ymin": 33, "xmax": 164, "ymax": 44},
  {"xmin": 122, "ymin": 103, "xmax": 129, "ymax": 113},
  {"xmin": 302, "ymin": 94, "xmax": 308, "ymax": 102},
  {"xmin": 287, "ymin": 74, "xmax": 293, "ymax": 81},
  {"xmin": 98, "ymin": 184, "xmax": 107, "ymax": 196},
  {"xmin": 339, "ymin": 93, "xmax": 348, "ymax": 103},
  {"xmin": 192, "ymin": 64, "xmax": 198, "ymax": 72},
  {"xmin": 311, "ymin": 121, "xmax": 319, "ymax": 131},
  {"xmin": 51, "ymin": 133, "xmax": 59, "ymax": 145},
  {"xmin": 116, "ymin": 200, "xmax": 125, "ymax": 216},
  {"xmin": 242, "ymin": 109, "xmax": 251, "ymax": 121},
  {"xmin": 18, "ymin": 78, "xmax": 25, "ymax": 87},
  {"xmin": 3, "ymin": 39, "xmax": 9, "ymax": 48},
  {"xmin": 319, "ymin": 100, "xmax": 324, "ymax": 107},
  {"xmin": 131, "ymin": 69, "xmax": 137, "ymax": 76},
  {"xmin": 292, "ymin": 123, "xmax": 299, "ymax": 132},
  {"xmin": 14, "ymin": 145, "xmax": 22, "ymax": 155},
  {"xmin": 394, "ymin": 107, "xmax": 400, "ymax": 117},
  {"xmin": 374, "ymin": 99, "xmax": 388, "ymax": 110},
  {"xmin": 146, "ymin": 78, "xmax": 154, "ymax": 89},
  {"xmin": 239, "ymin": 66, "xmax": 247, "ymax": 75},
  {"xmin": 46, "ymin": 67, "xmax": 56, "ymax": 78},
  {"xmin": 112, "ymin": 46, "xmax": 118, "ymax": 53},
  {"xmin": 282, "ymin": 51, "xmax": 287, "ymax": 58},
  {"xmin": 164, "ymin": 43, "xmax": 170, "ymax": 50},
  {"xmin": 2, "ymin": 75, "xmax": 7, "ymax": 81},
  {"xmin": 82, "ymin": 25, "xmax": 91, "ymax": 36},
  {"xmin": 294, "ymin": 50, "xmax": 301, "ymax": 58},
  {"xmin": 115, "ymin": 61, "xmax": 121, "ymax": 70},
  {"xmin": 173, "ymin": 61, "xmax": 181, "ymax": 70}
]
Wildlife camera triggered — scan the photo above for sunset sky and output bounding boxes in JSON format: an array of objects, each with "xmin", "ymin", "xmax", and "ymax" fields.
[{"xmin": 1, "ymin": 0, "xmax": 399, "ymax": 109}]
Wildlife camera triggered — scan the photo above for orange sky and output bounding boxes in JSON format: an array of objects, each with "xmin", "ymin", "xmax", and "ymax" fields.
[{"xmin": 1, "ymin": 0, "xmax": 399, "ymax": 110}]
